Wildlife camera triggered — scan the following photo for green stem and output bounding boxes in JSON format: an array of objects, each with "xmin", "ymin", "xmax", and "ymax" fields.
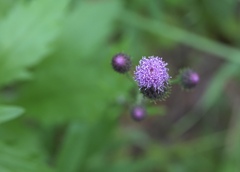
[
  {"xmin": 136, "ymin": 92, "xmax": 144, "ymax": 105},
  {"xmin": 169, "ymin": 77, "xmax": 180, "ymax": 85}
]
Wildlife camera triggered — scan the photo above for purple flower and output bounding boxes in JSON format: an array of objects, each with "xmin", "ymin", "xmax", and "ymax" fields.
[
  {"xmin": 131, "ymin": 106, "xmax": 146, "ymax": 121},
  {"xmin": 112, "ymin": 53, "xmax": 131, "ymax": 73},
  {"xmin": 180, "ymin": 69, "xmax": 200, "ymax": 89},
  {"xmin": 134, "ymin": 56, "xmax": 171, "ymax": 100}
]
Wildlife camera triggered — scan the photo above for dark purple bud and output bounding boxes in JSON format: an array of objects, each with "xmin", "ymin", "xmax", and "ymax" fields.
[
  {"xmin": 180, "ymin": 69, "xmax": 200, "ymax": 89},
  {"xmin": 131, "ymin": 106, "xmax": 146, "ymax": 121},
  {"xmin": 112, "ymin": 53, "xmax": 131, "ymax": 73}
]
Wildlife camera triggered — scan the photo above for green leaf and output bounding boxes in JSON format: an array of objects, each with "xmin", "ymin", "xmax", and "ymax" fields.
[
  {"xmin": 17, "ymin": 0, "xmax": 129, "ymax": 125},
  {"xmin": 220, "ymin": 110, "xmax": 240, "ymax": 172},
  {"xmin": 0, "ymin": 143, "xmax": 54, "ymax": 172},
  {"xmin": 0, "ymin": 0, "xmax": 69, "ymax": 86},
  {"xmin": 56, "ymin": 109, "xmax": 118, "ymax": 172},
  {"xmin": 58, "ymin": 0, "xmax": 122, "ymax": 57},
  {"xmin": 0, "ymin": 105, "xmax": 24, "ymax": 124},
  {"xmin": 120, "ymin": 11, "xmax": 240, "ymax": 64},
  {"xmin": 201, "ymin": 0, "xmax": 239, "ymax": 39},
  {"xmin": 0, "ymin": 0, "xmax": 15, "ymax": 18},
  {"xmin": 56, "ymin": 111, "xmax": 154, "ymax": 172},
  {"xmin": 0, "ymin": 122, "xmax": 54, "ymax": 172}
]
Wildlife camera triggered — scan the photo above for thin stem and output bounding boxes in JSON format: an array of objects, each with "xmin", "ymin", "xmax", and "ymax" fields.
[
  {"xmin": 125, "ymin": 72, "xmax": 134, "ymax": 83},
  {"xmin": 136, "ymin": 92, "xmax": 144, "ymax": 105},
  {"xmin": 169, "ymin": 77, "xmax": 180, "ymax": 85}
]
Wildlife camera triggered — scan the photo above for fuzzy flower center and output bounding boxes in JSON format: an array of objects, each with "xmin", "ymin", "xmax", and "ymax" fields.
[{"xmin": 134, "ymin": 56, "xmax": 170, "ymax": 91}]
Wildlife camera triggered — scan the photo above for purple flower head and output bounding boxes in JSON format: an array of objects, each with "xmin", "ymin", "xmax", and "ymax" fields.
[
  {"xmin": 180, "ymin": 69, "xmax": 200, "ymax": 89},
  {"xmin": 112, "ymin": 53, "xmax": 131, "ymax": 73},
  {"xmin": 134, "ymin": 56, "xmax": 171, "ymax": 100},
  {"xmin": 131, "ymin": 106, "xmax": 146, "ymax": 121}
]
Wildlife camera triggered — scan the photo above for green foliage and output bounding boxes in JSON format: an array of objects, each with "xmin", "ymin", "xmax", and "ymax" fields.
[
  {"xmin": 0, "ymin": 142, "xmax": 54, "ymax": 172},
  {"xmin": 0, "ymin": 105, "xmax": 24, "ymax": 124},
  {"xmin": 17, "ymin": 0, "xmax": 131, "ymax": 124},
  {"xmin": 0, "ymin": 120, "xmax": 54, "ymax": 172},
  {"xmin": 199, "ymin": 63, "xmax": 239, "ymax": 112},
  {"xmin": 0, "ymin": 0, "xmax": 69, "ymax": 86}
]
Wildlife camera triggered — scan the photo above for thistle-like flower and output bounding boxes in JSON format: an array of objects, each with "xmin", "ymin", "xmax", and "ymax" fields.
[
  {"xmin": 131, "ymin": 106, "xmax": 146, "ymax": 121},
  {"xmin": 179, "ymin": 69, "xmax": 200, "ymax": 89},
  {"xmin": 134, "ymin": 56, "xmax": 171, "ymax": 100},
  {"xmin": 112, "ymin": 53, "xmax": 131, "ymax": 74}
]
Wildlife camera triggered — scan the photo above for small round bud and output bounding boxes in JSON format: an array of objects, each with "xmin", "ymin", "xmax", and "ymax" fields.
[
  {"xmin": 180, "ymin": 69, "xmax": 200, "ymax": 89},
  {"xmin": 111, "ymin": 53, "xmax": 131, "ymax": 73},
  {"xmin": 131, "ymin": 106, "xmax": 146, "ymax": 121},
  {"xmin": 134, "ymin": 56, "xmax": 171, "ymax": 101}
]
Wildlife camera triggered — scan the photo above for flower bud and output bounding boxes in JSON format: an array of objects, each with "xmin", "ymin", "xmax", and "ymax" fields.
[
  {"xmin": 112, "ymin": 53, "xmax": 131, "ymax": 73},
  {"xmin": 180, "ymin": 69, "xmax": 200, "ymax": 89},
  {"xmin": 131, "ymin": 106, "xmax": 146, "ymax": 121}
]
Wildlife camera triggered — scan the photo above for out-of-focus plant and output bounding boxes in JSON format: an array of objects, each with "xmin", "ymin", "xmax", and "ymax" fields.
[{"xmin": 0, "ymin": 0, "xmax": 239, "ymax": 171}]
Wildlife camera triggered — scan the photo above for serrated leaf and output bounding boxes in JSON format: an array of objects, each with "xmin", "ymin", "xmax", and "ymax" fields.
[
  {"xmin": 0, "ymin": 0, "xmax": 69, "ymax": 86},
  {"xmin": 17, "ymin": 0, "xmax": 129, "ymax": 125},
  {"xmin": 0, "ymin": 139, "xmax": 54, "ymax": 172},
  {"xmin": 0, "ymin": 105, "xmax": 24, "ymax": 124}
]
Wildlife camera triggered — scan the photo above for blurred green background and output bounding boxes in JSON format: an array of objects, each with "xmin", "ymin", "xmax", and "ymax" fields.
[{"xmin": 0, "ymin": 0, "xmax": 240, "ymax": 171}]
